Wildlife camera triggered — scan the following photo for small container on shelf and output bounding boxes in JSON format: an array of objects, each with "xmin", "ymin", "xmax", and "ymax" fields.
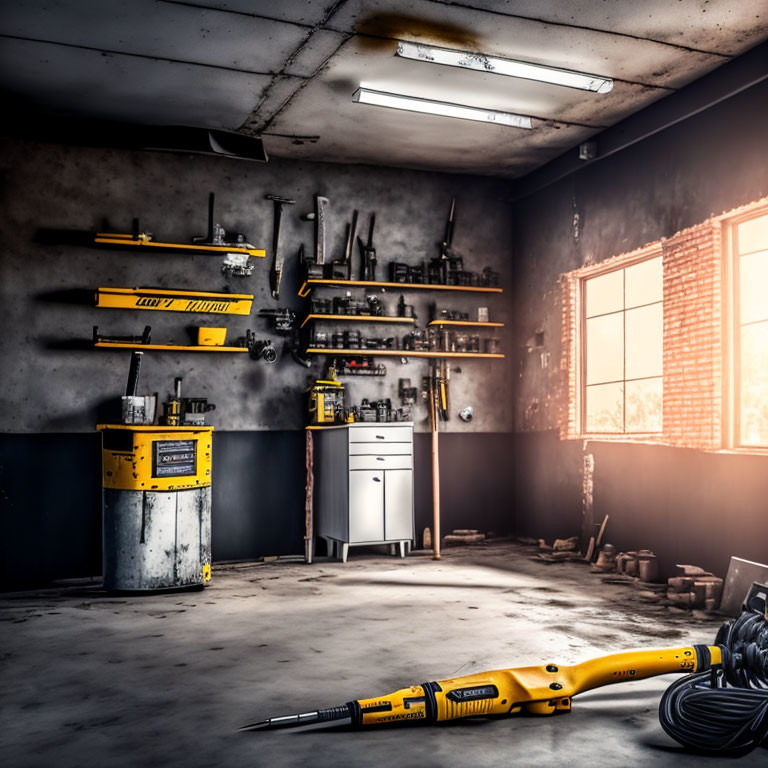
[{"xmin": 198, "ymin": 327, "xmax": 227, "ymax": 346}]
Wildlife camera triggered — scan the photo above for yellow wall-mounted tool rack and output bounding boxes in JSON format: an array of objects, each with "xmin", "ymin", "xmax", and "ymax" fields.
[
  {"xmin": 298, "ymin": 279, "xmax": 503, "ymax": 298},
  {"xmin": 95, "ymin": 287, "xmax": 254, "ymax": 315},
  {"xmin": 94, "ymin": 342, "xmax": 248, "ymax": 352},
  {"xmin": 299, "ymin": 314, "xmax": 416, "ymax": 329},
  {"xmin": 305, "ymin": 348, "xmax": 504, "ymax": 359},
  {"xmin": 94, "ymin": 232, "xmax": 265, "ymax": 258}
]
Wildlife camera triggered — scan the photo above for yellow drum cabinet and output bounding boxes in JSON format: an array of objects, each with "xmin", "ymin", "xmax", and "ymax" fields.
[{"xmin": 98, "ymin": 425, "xmax": 213, "ymax": 591}]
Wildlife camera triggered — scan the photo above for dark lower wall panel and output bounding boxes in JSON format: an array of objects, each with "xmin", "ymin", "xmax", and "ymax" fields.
[
  {"xmin": 508, "ymin": 431, "xmax": 768, "ymax": 580},
  {"xmin": 414, "ymin": 432, "xmax": 517, "ymax": 543},
  {"xmin": 211, "ymin": 431, "xmax": 305, "ymax": 561},
  {"xmin": 588, "ymin": 441, "xmax": 768, "ymax": 580},
  {"xmin": 0, "ymin": 433, "xmax": 102, "ymax": 589},
  {"xmin": 511, "ymin": 430, "xmax": 583, "ymax": 544},
  {"xmin": 0, "ymin": 431, "xmax": 518, "ymax": 589}
]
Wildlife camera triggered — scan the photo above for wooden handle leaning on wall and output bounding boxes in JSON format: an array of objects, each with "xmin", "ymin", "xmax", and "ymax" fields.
[{"xmin": 429, "ymin": 373, "xmax": 441, "ymax": 560}]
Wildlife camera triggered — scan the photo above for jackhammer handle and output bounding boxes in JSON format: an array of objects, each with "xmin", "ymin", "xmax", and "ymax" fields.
[{"xmin": 352, "ymin": 645, "xmax": 724, "ymax": 726}]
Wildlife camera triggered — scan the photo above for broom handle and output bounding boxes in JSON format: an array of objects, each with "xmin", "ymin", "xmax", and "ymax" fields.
[{"xmin": 430, "ymin": 372, "xmax": 441, "ymax": 560}]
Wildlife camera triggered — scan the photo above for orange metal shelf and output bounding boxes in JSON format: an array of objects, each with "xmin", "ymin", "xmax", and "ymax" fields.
[
  {"xmin": 298, "ymin": 278, "xmax": 503, "ymax": 297},
  {"xmin": 300, "ymin": 314, "xmax": 416, "ymax": 329},
  {"xmin": 427, "ymin": 320, "xmax": 504, "ymax": 328},
  {"xmin": 305, "ymin": 348, "xmax": 504, "ymax": 359},
  {"xmin": 95, "ymin": 342, "xmax": 247, "ymax": 352}
]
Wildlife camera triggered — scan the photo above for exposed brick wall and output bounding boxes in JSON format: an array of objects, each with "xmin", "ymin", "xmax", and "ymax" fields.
[
  {"xmin": 661, "ymin": 221, "xmax": 722, "ymax": 449},
  {"xmin": 560, "ymin": 197, "xmax": 768, "ymax": 450},
  {"xmin": 559, "ymin": 271, "xmax": 579, "ymax": 440}
]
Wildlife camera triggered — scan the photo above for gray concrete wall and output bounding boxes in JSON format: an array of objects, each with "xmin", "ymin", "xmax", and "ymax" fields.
[
  {"xmin": 0, "ymin": 139, "xmax": 513, "ymax": 433},
  {"xmin": 0, "ymin": 138, "xmax": 516, "ymax": 588},
  {"xmin": 510, "ymin": 79, "xmax": 768, "ymax": 577}
]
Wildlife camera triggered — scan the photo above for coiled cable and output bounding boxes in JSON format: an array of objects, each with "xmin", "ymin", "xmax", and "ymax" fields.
[{"xmin": 659, "ymin": 605, "xmax": 768, "ymax": 754}]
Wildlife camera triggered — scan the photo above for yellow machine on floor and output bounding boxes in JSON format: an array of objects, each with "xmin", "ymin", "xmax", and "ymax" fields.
[
  {"xmin": 99, "ymin": 423, "xmax": 214, "ymax": 592},
  {"xmin": 242, "ymin": 584, "xmax": 768, "ymax": 755}
]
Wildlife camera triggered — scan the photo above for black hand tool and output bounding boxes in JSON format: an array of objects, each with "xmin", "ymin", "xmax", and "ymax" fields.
[{"xmin": 265, "ymin": 194, "xmax": 295, "ymax": 300}]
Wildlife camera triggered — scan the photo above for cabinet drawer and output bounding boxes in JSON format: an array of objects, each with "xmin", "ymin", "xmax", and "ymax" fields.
[
  {"xmin": 349, "ymin": 455, "xmax": 413, "ymax": 471},
  {"xmin": 349, "ymin": 442, "xmax": 412, "ymax": 456},
  {"xmin": 348, "ymin": 426, "xmax": 413, "ymax": 444}
]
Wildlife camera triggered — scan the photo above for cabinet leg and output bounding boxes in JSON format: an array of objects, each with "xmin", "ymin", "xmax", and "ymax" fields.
[
  {"xmin": 398, "ymin": 541, "xmax": 406, "ymax": 558},
  {"xmin": 325, "ymin": 538, "xmax": 335, "ymax": 559},
  {"xmin": 389, "ymin": 543, "xmax": 397, "ymax": 556},
  {"xmin": 305, "ymin": 538, "xmax": 314, "ymax": 564},
  {"xmin": 341, "ymin": 543, "xmax": 349, "ymax": 563}
]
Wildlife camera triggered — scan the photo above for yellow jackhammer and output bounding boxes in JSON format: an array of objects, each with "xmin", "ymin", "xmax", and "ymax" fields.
[{"xmin": 241, "ymin": 583, "xmax": 768, "ymax": 755}]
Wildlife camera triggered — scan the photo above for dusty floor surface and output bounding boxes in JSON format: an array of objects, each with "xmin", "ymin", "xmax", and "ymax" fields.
[{"xmin": 0, "ymin": 541, "xmax": 761, "ymax": 767}]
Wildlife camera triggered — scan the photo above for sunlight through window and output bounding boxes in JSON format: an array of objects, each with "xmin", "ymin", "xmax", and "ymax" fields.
[{"xmin": 583, "ymin": 256, "xmax": 663, "ymax": 433}]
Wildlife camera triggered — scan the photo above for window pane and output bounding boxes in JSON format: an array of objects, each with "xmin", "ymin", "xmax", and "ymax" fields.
[
  {"xmin": 625, "ymin": 303, "xmax": 663, "ymax": 379},
  {"xmin": 739, "ymin": 250, "xmax": 768, "ymax": 325},
  {"xmin": 740, "ymin": 321, "xmax": 768, "ymax": 446},
  {"xmin": 585, "ymin": 269, "xmax": 623, "ymax": 317},
  {"xmin": 737, "ymin": 213, "xmax": 768, "ymax": 256},
  {"xmin": 626, "ymin": 377, "xmax": 662, "ymax": 432},
  {"xmin": 625, "ymin": 256, "xmax": 662, "ymax": 308},
  {"xmin": 585, "ymin": 383, "xmax": 623, "ymax": 432},
  {"xmin": 586, "ymin": 313, "xmax": 624, "ymax": 384}
]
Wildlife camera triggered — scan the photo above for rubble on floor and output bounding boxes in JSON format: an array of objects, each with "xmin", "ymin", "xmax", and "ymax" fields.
[{"xmin": 517, "ymin": 536, "xmax": 725, "ymax": 614}]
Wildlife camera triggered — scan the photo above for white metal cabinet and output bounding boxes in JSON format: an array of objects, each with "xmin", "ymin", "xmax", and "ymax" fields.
[{"xmin": 314, "ymin": 423, "xmax": 414, "ymax": 562}]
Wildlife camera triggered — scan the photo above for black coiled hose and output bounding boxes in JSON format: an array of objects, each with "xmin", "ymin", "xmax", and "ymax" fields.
[{"xmin": 659, "ymin": 605, "xmax": 768, "ymax": 754}]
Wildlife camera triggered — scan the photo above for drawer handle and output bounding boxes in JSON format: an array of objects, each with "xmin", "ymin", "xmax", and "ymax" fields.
[
  {"xmin": 375, "ymin": 435, "xmax": 385, "ymax": 439},
  {"xmin": 376, "ymin": 457, "xmax": 385, "ymax": 461},
  {"xmin": 372, "ymin": 477, "xmax": 381, "ymax": 482}
]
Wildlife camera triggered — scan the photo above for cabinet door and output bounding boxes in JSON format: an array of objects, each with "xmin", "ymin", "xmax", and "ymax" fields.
[
  {"xmin": 384, "ymin": 469, "xmax": 414, "ymax": 541},
  {"xmin": 349, "ymin": 471, "xmax": 384, "ymax": 542}
]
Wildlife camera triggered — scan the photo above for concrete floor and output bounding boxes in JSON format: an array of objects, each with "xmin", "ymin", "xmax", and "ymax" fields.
[{"xmin": 0, "ymin": 541, "xmax": 759, "ymax": 767}]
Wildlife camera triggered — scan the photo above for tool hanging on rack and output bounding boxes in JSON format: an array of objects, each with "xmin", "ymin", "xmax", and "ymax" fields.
[
  {"xmin": 245, "ymin": 333, "xmax": 278, "ymax": 363},
  {"xmin": 265, "ymin": 193, "xmax": 295, "ymax": 299},
  {"xmin": 357, "ymin": 213, "xmax": 377, "ymax": 281},
  {"xmin": 94, "ymin": 325, "xmax": 152, "ymax": 346},
  {"xmin": 192, "ymin": 193, "xmax": 258, "ymax": 277},
  {"xmin": 94, "ymin": 192, "xmax": 265, "ymax": 265},
  {"xmin": 256, "ymin": 308, "xmax": 311, "ymax": 368},
  {"xmin": 301, "ymin": 194, "xmax": 330, "ymax": 280},
  {"xmin": 331, "ymin": 209, "xmax": 357, "ymax": 280}
]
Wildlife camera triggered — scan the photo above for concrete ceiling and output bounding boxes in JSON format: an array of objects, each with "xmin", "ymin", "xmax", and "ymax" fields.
[{"xmin": 1, "ymin": 0, "xmax": 766, "ymax": 177}]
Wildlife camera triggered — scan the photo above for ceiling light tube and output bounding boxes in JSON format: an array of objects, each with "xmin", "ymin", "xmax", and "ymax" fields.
[
  {"xmin": 352, "ymin": 87, "xmax": 532, "ymax": 129},
  {"xmin": 395, "ymin": 41, "xmax": 613, "ymax": 94}
]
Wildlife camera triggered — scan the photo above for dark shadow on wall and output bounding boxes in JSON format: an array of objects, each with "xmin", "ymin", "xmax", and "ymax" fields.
[
  {"xmin": 0, "ymin": 431, "xmax": 523, "ymax": 588},
  {"xmin": 211, "ymin": 431, "xmax": 306, "ymax": 561},
  {"xmin": 0, "ymin": 433, "xmax": 102, "ymax": 589},
  {"xmin": 588, "ymin": 440, "xmax": 768, "ymax": 579}
]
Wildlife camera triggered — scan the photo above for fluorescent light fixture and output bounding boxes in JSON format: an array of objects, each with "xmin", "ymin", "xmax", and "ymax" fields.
[
  {"xmin": 352, "ymin": 87, "xmax": 532, "ymax": 129},
  {"xmin": 396, "ymin": 41, "xmax": 614, "ymax": 94}
]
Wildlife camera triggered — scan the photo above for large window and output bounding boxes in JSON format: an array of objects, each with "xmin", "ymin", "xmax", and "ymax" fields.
[
  {"xmin": 582, "ymin": 255, "xmax": 663, "ymax": 434},
  {"xmin": 733, "ymin": 210, "xmax": 768, "ymax": 447}
]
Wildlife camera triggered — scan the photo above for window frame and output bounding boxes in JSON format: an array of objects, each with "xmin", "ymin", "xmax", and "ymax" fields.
[
  {"xmin": 576, "ymin": 246, "xmax": 664, "ymax": 440},
  {"xmin": 723, "ymin": 202, "xmax": 768, "ymax": 451}
]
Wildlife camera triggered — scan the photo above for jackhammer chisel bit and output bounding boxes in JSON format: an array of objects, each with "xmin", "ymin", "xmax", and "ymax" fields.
[{"xmin": 265, "ymin": 194, "xmax": 295, "ymax": 300}]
